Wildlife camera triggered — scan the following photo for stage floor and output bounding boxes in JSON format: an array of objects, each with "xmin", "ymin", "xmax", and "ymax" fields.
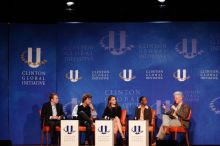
[
  {"xmin": 13, "ymin": 144, "xmax": 204, "ymax": 146},
  {"xmin": 13, "ymin": 144, "xmax": 214, "ymax": 146},
  {"xmin": 13, "ymin": 145, "xmax": 127, "ymax": 146}
]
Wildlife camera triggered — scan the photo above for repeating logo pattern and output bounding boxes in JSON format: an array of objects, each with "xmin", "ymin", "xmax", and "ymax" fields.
[{"xmin": 63, "ymin": 68, "xmax": 220, "ymax": 82}]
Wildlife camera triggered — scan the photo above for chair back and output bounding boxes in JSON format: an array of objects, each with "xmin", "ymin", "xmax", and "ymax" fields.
[
  {"xmin": 120, "ymin": 109, "xmax": 127, "ymax": 126},
  {"xmin": 151, "ymin": 110, "xmax": 156, "ymax": 131},
  {"xmin": 186, "ymin": 109, "xmax": 192, "ymax": 121},
  {"xmin": 39, "ymin": 109, "xmax": 42, "ymax": 117}
]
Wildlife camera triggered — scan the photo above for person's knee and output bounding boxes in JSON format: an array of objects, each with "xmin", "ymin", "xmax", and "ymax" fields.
[
  {"xmin": 115, "ymin": 117, "xmax": 120, "ymax": 121},
  {"xmin": 86, "ymin": 126, "xmax": 91, "ymax": 132},
  {"xmin": 86, "ymin": 126, "xmax": 91, "ymax": 131},
  {"xmin": 79, "ymin": 111, "xmax": 86, "ymax": 116},
  {"xmin": 85, "ymin": 124, "xmax": 91, "ymax": 131},
  {"xmin": 114, "ymin": 127, "xmax": 118, "ymax": 134},
  {"xmin": 162, "ymin": 114, "xmax": 169, "ymax": 120},
  {"xmin": 115, "ymin": 117, "xmax": 121, "ymax": 124}
]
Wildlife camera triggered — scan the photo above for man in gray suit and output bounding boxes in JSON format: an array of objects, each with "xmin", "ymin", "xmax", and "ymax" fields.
[{"xmin": 155, "ymin": 91, "xmax": 190, "ymax": 141}]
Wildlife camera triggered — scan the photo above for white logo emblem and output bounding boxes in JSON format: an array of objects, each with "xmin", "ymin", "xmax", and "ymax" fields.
[
  {"xmin": 66, "ymin": 70, "xmax": 82, "ymax": 83},
  {"xmin": 173, "ymin": 69, "xmax": 190, "ymax": 82},
  {"xmin": 175, "ymin": 38, "xmax": 204, "ymax": 59},
  {"xmin": 119, "ymin": 69, "xmax": 136, "ymax": 82},
  {"xmin": 20, "ymin": 47, "xmax": 47, "ymax": 68},
  {"xmin": 63, "ymin": 125, "xmax": 75, "ymax": 134},
  {"xmin": 100, "ymin": 31, "xmax": 134, "ymax": 55}
]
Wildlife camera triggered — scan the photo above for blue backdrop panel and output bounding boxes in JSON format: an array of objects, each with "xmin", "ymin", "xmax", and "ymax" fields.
[
  {"xmin": 0, "ymin": 22, "xmax": 219, "ymax": 145},
  {"xmin": 57, "ymin": 22, "xmax": 220, "ymax": 145},
  {"xmin": 9, "ymin": 24, "xmax": 56, "ymax": 144},
  {"xmin": 0, "ymin": 23, "xmax": 9, "ymax": 139}
]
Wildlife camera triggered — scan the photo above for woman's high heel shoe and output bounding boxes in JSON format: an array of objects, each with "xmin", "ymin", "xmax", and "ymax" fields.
[{"xmin": 122, "ymin": 137, "xmax": 126, "ymax": 145}]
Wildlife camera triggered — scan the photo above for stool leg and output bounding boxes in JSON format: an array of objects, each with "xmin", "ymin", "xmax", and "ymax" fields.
[
  {"xmin": 46, "ymin": 132, "xmax": 48, "ymax": 146},
  {"xmin": 93, "ymin": 131, "xmax": 95, "ymax": 145},
  {"xmin": 186, "ymin": 132, "xmax": 190, "ymax": 146},
  {"xmin": 79, "ymin": 132, "xmax": 82, "ymax": 145},
  {"xmin": 41, "ymin": 131, "xmax": 44, "ymax": 146},
  {"xmin": 114, "ymin": 134, "xmax": 117, "ymax": 144},
  {"xmin": 174, "ymin": 132, "xmax": 177, "ymax": 140},
  {"xmin": 150, "ymin": 132, "xmax": 153, "ymax": 146},
  {"xmin": 58, "ymin": 135, "xmax": 60, "ymax": 145},
  {"xmin": 172, "ymin": 132, "xmax": 175, "ymax": 140}
]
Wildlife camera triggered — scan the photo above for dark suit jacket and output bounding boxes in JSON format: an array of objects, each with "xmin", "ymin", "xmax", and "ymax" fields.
[
  {"xmin": 41, "ymin": 102, "xmax": 65, "ymax": 126},
  {"xmin": 176, "ymin": 103, "xmax": 190, "ymax": 128},
  {"xmin": 166, "ymin": 103, "xmax": 190, "ymax": 128},
  {"xmin": 134, "ymin": 106, "xmax": 152, "ymax": 125}
]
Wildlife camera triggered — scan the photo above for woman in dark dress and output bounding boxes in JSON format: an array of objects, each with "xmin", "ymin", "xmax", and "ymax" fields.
[{"xmin": 102, "ymin": 95, "xmax": 126, "ymax": 144}]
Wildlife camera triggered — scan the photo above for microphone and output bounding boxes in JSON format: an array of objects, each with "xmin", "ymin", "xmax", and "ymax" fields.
[
  {"xmin": 104, "ymin": 116, "xmax": 110, "ymax": 120},
  {"xmin": 60, "ymin": 115, "xmax": 66, "ymax": 120},
  {"xmin": 170, "ymin": 102, "xmax": 178, "ymax": 111},
  {"xmin": 162, "ymin": 103, "xmax": 166, "ymax": 109}
]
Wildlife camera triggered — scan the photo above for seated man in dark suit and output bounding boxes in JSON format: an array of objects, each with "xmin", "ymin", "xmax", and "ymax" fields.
[
  {"xmin": 134, "ymin": 96, "xmax": 152, "ymax": 122},
  {"xmin": 41, "ymin": 92, "xmax": 65, "ymax": 145}
]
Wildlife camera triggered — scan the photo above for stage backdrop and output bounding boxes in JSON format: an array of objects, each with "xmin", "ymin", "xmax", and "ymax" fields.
[
  {"xmin": 0, "ymin": 22, "xmax": 220, "ymax": 144},
  {"xmin": 0, "ymin": 23, "xmax": 9, "ymax": 139},
  {"xmin": 9, "ymin": 24, "xmax": 57, "ymax": 144}
]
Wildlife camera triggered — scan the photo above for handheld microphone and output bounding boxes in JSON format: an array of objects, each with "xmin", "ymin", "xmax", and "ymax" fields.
[
  {"xmin": 104, "ymin": 116, "xmax": 110, "ymax": 120},
  {"xmin": 161, "ymin": 103, "xmax": 166, "ymax": 110},
  {"xmin": 61, "ymin": 115, "xmax": 65, "ymax": 120}
]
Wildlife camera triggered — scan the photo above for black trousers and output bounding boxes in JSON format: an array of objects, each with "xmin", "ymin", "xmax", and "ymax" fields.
[
  {"xmin": 78, "ymin": 111, "xmax": 92, "ymax": 141},
  {"xmin": 46, "ymin": 120, "xmax": 60, "ymax": 144}
]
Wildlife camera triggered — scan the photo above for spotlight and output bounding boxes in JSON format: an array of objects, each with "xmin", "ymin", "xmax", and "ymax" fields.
[
  {"xmin": 66, "ymin": 1, "xmax": 74, "ymax": 7},
  {"xmin": 158, "ymin": 0, "xmax": 166, "ymax": 3},
  {"xmin": 65, "ymin": 0, "xmax": 75, "ymax": 11},
  {"xmin": 157, "ymin": 0, "xmax": 166, "ymax": 8}
]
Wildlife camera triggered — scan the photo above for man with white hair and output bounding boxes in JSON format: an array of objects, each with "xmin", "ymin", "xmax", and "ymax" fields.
[{"xmin": 154, "ymin": 91, "xmax": 190, "ymax": 142}]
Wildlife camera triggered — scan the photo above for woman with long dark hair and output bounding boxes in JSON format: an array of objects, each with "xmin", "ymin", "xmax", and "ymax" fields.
[{"xmin": 102, "ymin": 95, "xmax": 126, "ymax": 144}]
